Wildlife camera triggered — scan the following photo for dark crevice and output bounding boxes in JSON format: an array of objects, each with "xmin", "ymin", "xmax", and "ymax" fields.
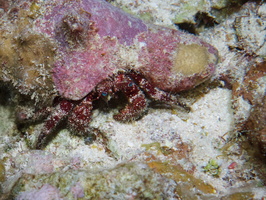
[{"xmin": 175, "ymin": 12, "xmax": 218, "ymax": 35}]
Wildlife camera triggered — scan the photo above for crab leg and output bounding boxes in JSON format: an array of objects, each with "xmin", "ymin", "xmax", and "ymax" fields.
[
  {"xmin": 112, "ymin": 73, "xmax": 147, "ymax": 122},
  {"xmin": 128, "ymin": 71, "xmax": 188, "ymax": 108},
  {"xmin": 67, "ymin": 92, "xmax": 98, "ymax": 134},
  {"xmin": 36, "ymin": 99, "xmax": 74, "ymax": 149}
]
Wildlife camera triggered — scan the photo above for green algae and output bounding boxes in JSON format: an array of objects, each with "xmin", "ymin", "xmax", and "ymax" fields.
[{"xmin": 203, "ymin": 159, "xmax": 221, "ymax": 177}]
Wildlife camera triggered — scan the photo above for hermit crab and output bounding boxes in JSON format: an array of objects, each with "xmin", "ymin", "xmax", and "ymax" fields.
[{"xmin": 0, "ymin": 0, "xmax": 218, "ymax": 149}]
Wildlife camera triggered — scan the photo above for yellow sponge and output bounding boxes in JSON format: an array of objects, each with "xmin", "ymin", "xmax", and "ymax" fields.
[{"xmin": 173, "ymin": 44, "xmax": 210, "ymax": 76}]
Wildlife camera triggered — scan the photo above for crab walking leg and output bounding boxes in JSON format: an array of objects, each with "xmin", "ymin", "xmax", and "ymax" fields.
[
  {"xmin": 36, "ymin": 100, "xmax": 75, "ymax": 149},
  {"xmin": 112, "ymin": 73, "xmax": 147, "ymax": 122},
  {"xmin": 128, "ymin": 71, "xmax": 186, "ymax": 108},
  {"xmin": 68, "ymin": 92, "xmax": 98, "ymax": 134}
]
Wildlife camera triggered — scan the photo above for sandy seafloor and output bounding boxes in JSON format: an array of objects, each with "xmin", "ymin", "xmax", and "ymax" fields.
[{"xmin": 0, "ymin": 0, "xmax": 265, "ymax": 199}]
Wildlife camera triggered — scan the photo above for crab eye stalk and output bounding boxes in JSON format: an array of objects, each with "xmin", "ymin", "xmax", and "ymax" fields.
[
  {"xmin": 101, "ymin": 92, "xmax": 108, "ymax": 96},
  {"xmin": 128, "ymin": 82, "xmax": 134, "ymax": 87}
]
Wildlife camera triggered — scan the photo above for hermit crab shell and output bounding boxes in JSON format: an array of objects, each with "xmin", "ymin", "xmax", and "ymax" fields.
[{"xmin": 48, "ymin": 0, "xmax": 218, "ymax": 100}]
